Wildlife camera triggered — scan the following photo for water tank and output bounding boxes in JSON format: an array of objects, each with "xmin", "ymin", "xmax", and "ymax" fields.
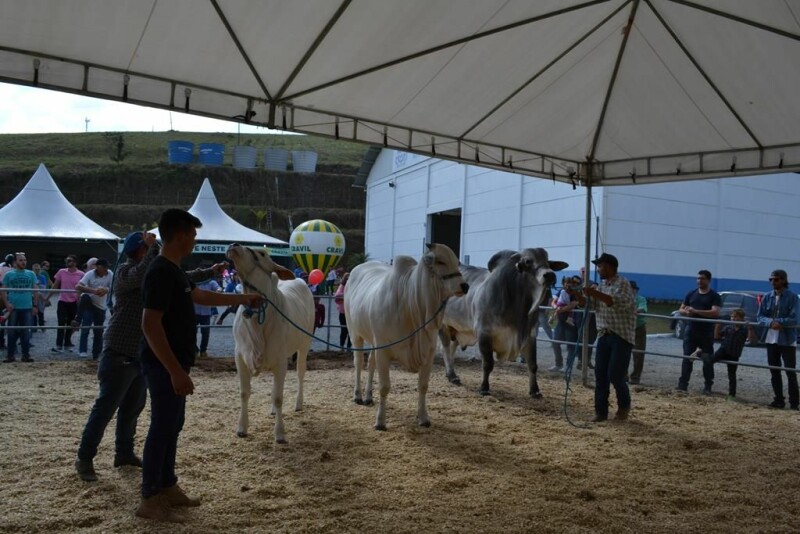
[
  {"xmin": 291, "ymin": 150, "xmax": 318, "ymax": 173},
  {"xmin": 233, "ymin": 145, "xmax": 258, "ymax": 169},
  {"xmin": 198, "ymin": 143, "xmax": 224, "ymax": 166},
  {"xmin": 264, "ymin": 147, "xmax": 289, "ymax": 171},
  {"xmin": 167, "ymin": 140, "xmax": 194, "ymax": 164}
]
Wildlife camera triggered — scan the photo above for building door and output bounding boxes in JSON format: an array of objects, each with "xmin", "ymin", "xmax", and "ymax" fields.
[{"xmin": 428, "ymin": 209, "xmax": 462, "ymax": 259}]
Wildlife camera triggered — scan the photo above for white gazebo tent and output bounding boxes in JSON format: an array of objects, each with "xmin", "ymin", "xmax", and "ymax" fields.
[{"xmin": 149, "ymin": 178, "xmax": 288, "ymax": 256}]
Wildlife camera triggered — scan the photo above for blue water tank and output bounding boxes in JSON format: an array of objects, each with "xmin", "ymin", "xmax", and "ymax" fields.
[
  {"xmin": 168, "ymin": 140, "xmax": 194, "ymax": 164},
  {"xmin": 198, "ymin": 143, "xmax": 224, "ymax": 166}
]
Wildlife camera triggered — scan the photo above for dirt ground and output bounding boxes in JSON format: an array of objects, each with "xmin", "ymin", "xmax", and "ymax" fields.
[{"xmin": 1, "ymin": 353, "xmax": 799, "ymax": 533}]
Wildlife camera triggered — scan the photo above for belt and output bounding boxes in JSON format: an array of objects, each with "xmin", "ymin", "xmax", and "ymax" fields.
[{"xmin": 598, "ymin": 328, "xmax": 615, "ymax": 337}]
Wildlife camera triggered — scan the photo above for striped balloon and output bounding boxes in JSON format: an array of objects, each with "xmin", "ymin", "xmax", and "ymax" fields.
[{"xmin": 289, "ymin": 219, "xmax": 346, "ymax": 275}]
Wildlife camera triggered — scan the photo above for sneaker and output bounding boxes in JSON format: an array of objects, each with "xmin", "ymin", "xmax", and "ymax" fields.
[
  {"xmin": 547, "ymin": 365, "xmax": 563, "ymax": 373},
  {"xmin": 702, "ymin": 386, "xmax": 712, "ymax": 395},
  {"xmin": 629, "ymin": 377, "xmax": 640, "ymax": 385},
  {"xmin": 199, "ymin": 351, "xmax": 209, "ymax": 359},
  {"xmin": 21, "ymin": 355, "xmax": 33, "ymax": 362},
  {"xmin": 75, "ymin": 458, "xmax": 98, "ymax": 482},
  {"xmin": 591, "ymin": 414, "xmax": 608, "ymax": 422},
  {"xmin": 615, "ymin": 408, "xmax": 630, "ymax": 420},
  {"xmin": 675, "ymin": 385, "xmax": 688, "ymax": 392},
  {"xmin": 3, "ymin": 356, "xmax": 15, "ymax": 363},
  {"xmin": 78, "ymin": 352, "xmax": 88, "ymax": 358},
  {"xmin": 51, "ymin": 347, "xmax": 63, "ymax": 353},
  {"xmin": 768, "ymin": 400, "xmax": 786, "ymax": 409},
  {"xmin": 64, "ymin": 345, "xmax": 75, "ymax": 352},
  {"xmin": 135, "ymin": 494, "xmax": 186, "ymax": 523},
  {"xmin": 790, "ymin": 405, "xmax": 799, "ymax": 411}
]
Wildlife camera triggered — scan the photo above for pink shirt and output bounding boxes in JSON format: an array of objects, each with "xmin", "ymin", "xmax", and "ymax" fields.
[{"xmin": 54, "ymin": 268, "xmax": 85, "ymax": 303}]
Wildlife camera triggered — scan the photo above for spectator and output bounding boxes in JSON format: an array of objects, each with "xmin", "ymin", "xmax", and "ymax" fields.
[
  {"xmin": 47, "ymin": 254, "xmax": 84, "ymax": 352},
  {"xmin": 39, "ymin": 260, "xmax": 53, "ymax": 288},
  {"xmin": 549, "ymin": 276, "xmax": 580, "ymax": 372},
  {"xmin": 31, "ymin": 263, "xmax": 48, "ymax": 331},
  {"xmin": 629, "ymin": 281, "xmax": 647, "ymax": 384},
  {"xmin": 1, "ymin": 253, "xmax": 38, "ymax": 363},
  {"xmin": 573, "ymin": 253, "xmax": 636, "ymax": 422},
  {"xmin": 0, "ymin": 253, "xmax": 14, "ymax": 351},
  {"xmin": 675, "ymin": 269, "xmax": 721, "ymax": 393},
  {"xmin": 334, "ymin": 272, "xmax": 351, "ymax": 351},
  {"xmin": 215, "ymin": 274, "xmax": 242, "ymax": 325},
  {"xmin": 702, "ymin": 308, "xmax": 748, "ymax": 399},
  {"xmin": 313, "ymin": 296, "xmax": 325, "ymax": 332},
  {"xmin": 194, "ymin": 277, "xmax": 221, "ymax": 359},
  {"xmin": 757, "ymin": 269, "xmax": 799, "ymax": 410},
  {"xmin": 325, "ymin": 268, "xmax": 337, "ymax": 295},
  {"xmin": 75, "ymin": 258, "xmax": 113, "ymax": 360}
]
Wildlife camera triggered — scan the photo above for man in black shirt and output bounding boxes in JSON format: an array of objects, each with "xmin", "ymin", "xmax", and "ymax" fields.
[
  {"xmin": 136, "ymin": 209, "xmax": 261, "ymax": 523},
  {"xmin": 676, "ymin": 270, "xmax": 721, "ymax": 393}
]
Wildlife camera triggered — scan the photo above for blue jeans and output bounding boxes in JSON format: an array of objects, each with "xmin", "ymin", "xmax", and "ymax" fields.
[
  {"xmin": 141, "ymin": 359, "xmax": 187, "ymax": 498},
  {"xmin": 6, "ymin": 309, "xmax": 33, "ymax": 359},
  {"xmin": 77, "ymin": 348, "xmax": 147, "ymax": 460},
  {"xmin": 195, "ymin": 314, "xmax": 211, "ymax": 352},
  {"xmin": 78, "ymin": 295, "xmax": 106, "ymax": 358},
  {"xmin": 594, "ymin": 332, "xmax": 632, "ymax": 418}
]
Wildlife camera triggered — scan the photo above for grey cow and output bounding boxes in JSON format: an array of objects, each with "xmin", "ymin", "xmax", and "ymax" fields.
[{"xmin": 438, "ymin": 248, "xmax": 567, "ymax": 397}]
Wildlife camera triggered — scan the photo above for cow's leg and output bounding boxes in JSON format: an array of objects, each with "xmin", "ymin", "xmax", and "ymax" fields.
[
  {"xmin": 295, "ymin": 348, "xmax": 308, "ymax": 411},
  {"xmin": 272, "ymin": 357, "xmax": 288, "ymax": 444},
  {"xmin": 439, "ymin": 328, "xmax": 461, "ymax": 385},
  {"xmin": 235, "ymin": 354, "xmax": 251, "ymax": 437},
  {"xmin": 375, "ymin": 351, "xmax": 391, "ymax": 431},
  {"xmin": 479, "ymin": 334, "xmax": 494, "ymax": 396},
  {"xmin": 417, "ymin": 356, "xmax": 433, "ymax": 427},
  {"xmin": 364, "ymin": 349, "xmax": 376, "ymax": 406},
  {"xmin": 524, "ymin": 339, "xmax": 543, "ymax": 398},
  {"xmin": 352, "ymin": 337, "xmax": 365, "ymax": 404}
]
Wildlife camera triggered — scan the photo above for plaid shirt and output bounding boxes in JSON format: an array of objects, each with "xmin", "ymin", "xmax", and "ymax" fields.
[
  {"xmin": 594, "ymin": 274, "xmax": 636, "ymax": 345},
  {"xmin": 104, "ymin": 245, "xmax": 217, "ymax": 358}
]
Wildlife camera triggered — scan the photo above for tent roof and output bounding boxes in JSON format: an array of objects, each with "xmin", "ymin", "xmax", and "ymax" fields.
[
  {"xmin": 150, "ymin": 178, "xmax": 287, "ymax": 246},
  {"xmin": 0, "ymin": 163, "xmax": 118, "ymax": 240},
  {"xmin": 1, "ymin": 1, "xmax": 799, "ymax": 185}
]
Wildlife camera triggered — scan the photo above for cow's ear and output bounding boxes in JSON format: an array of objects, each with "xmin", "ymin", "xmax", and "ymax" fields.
[
  {"xmin": 275, "ymin": 265, "xmax": 296, "ymax": 280},
  {"xmin": 549, "ymin": 261, "xmax": 569, "ymax": 272}
]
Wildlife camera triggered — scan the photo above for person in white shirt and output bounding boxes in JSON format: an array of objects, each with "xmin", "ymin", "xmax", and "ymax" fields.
[{"xmin": 75, "ymin": 258, "xmax": 113, "ymax": 359}]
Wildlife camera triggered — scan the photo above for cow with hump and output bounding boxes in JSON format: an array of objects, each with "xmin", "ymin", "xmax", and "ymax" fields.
[
  {"xmin": 226, "ymin": 244, "xmax": 315, "ymax": 444},
  {"xmin": 439, "ymin": 248, "xmax": 567, "ymax": 397},
  {"xmin": 345, "ymin": 243, "xmax": 468, "ymax": 430}
]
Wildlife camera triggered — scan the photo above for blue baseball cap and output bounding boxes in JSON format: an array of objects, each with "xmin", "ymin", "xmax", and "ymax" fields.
[{"xmin": 123, "ymin": 232, "xmax": 145, "ymax": 256}]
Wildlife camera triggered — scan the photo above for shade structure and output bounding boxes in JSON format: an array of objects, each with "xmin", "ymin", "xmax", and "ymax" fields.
[
  {"xmin": 0, "ymin": 163, "xmax": 118, "ymax": 240},
  {"xmin": 1, "ymin": 1, "xmax": 799, "ymax": 185},
  {"xmin": 149, "ymin": 178, "xmax": 287, "ymax": 247}
]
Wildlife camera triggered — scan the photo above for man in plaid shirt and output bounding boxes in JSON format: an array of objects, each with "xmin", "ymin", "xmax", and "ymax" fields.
[{"xmin": 574, "ymin": 253, "xmax": 636, "ymax": 422}]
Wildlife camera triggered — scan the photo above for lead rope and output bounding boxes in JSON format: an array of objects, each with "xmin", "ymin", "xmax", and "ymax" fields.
[
  {"xmin": 240, "ymin": 280, "xmax": 448, "ymax": 352},
  {"xmin": 562, "ymin": 299, "xmax": 592, "ymax": 429}
]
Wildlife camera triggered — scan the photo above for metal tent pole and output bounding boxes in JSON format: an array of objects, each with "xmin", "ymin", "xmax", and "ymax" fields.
[{"xmin": 581, "ymin": 162, "xmax": 593, "ymax": 387}]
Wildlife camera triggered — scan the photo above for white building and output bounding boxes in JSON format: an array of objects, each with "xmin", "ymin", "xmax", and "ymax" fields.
[{"xmin": 364, "ymin": 150, "xmax": 800, "ymax": 300}]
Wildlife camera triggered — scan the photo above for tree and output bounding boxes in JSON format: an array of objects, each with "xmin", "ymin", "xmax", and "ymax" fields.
[
  {"xmin": 104, "ymin": 132, "xmax": 130, "ymax": 163},
  {"xmin": 251, "ymin": 208, "xmax": 268, "ymax": 231}
]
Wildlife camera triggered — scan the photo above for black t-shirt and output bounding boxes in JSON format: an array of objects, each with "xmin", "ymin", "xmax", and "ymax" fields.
[
  {"xmin": 140, "ymin": 256, "xmax": 197, "ymax": 367},
  {"xmin": 683, "ymin": 288, "xmax": 721, "ymax": 337}
]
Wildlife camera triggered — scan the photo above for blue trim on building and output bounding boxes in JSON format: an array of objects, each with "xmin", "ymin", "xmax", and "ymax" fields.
[{"xmin": 557, "ymin": 271, "xmax": 769, "ymax": 301}]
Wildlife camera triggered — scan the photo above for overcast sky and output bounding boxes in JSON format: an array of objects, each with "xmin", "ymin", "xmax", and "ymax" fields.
[{"xmin": 0, "ymin": 82, "xmax": 279, "ymax": 135}]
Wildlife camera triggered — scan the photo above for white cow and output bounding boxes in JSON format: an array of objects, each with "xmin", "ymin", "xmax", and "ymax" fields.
[
  {"xmin": 345, "ymin": 243, "xmax": 468, "ymax": 430},
  {"xmin": 226, "ymin": 245, "xmax": 315, "ymax": 444}
]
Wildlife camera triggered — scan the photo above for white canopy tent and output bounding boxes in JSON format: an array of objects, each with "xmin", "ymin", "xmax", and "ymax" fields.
[
  {"xmin": 0, "ymin": 163, "xmax": 118, "ymax": 240},
  {"xmin": 149, "ymin": 178, "xmax": 287, "ymax": 249},
  {"xmin": 0, "ymin": 0, "xmax": 799, "ymax": 185}
]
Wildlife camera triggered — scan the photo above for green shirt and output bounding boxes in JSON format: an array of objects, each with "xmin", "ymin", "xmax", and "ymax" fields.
[{"xmin": 635, "ymin": 294, "xmax": 648, "ymax": 329}]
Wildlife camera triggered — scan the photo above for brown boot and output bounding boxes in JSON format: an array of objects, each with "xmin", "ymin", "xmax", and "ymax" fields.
[
  {"xmin": 135, "ymin": 494, "xmax": 186, "ymax": 523},
  {"xmin": 615, "ymin": 408, "xmax": 630, "ymax": 421},
  {"xmin": 162, "ymin": 484, "xmax": 201, "ymax": 507}
]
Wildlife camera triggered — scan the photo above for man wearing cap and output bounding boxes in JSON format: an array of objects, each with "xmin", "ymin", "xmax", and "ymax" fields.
[
  {"xmin": 629, "ymin": 281, "xmax": 648, "ymax": 384},
  {"xmin": 76, "ymin": 232, "xmax": 227, "ymax": 482},
  {"xmin": 75, "ymin": 258, "xmax": 113, "ymax": 359},
  {"xmin": 757, "ymin": 269, "xmax": 799, "ymax": 410},
  {"xmin": 676, "ymin": 270, "xmax": 721, "ymax": 393},
  {"xmin": 572, "ymin": 253, "xmax": 636, "ymax": 422}
]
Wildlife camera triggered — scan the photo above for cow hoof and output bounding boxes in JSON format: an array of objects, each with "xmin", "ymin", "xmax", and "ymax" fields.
[
  {"xmin": 363, "ymin": 399, "xmax": 374, "ymax": 406},
  {"xmin": 419, "ymin": 420, "xmax": 431, "ymax": 428},
  {"xmin": 448, "ymin": 376, "xmax": 462, "ymax": 386},
  {"xmin": 530, "ymin": 391, "xmax": 543, "ymax": 399},
  {"xmin": 276, "ymin": 438, "xmax": 288, "ymax": 445},
  {"xmin": 374, "ymin": 424, "xmax": 387, "ymax": 431},
  {"xmin": 479, "ymin": 390, "xmax": 490, "ymax": 396},
  {"xmin": 354, "ymin": 398, "xmax": 364, "ymax": 405},
  {"xmin": 236, "ymin": 431, "xmax": 247, "ymax": 438}
]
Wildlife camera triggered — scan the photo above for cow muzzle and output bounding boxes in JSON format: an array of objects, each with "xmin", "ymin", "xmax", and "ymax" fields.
[{"xmin": 543, "ymin": 271, "xmax": 556, "ymax": 286}]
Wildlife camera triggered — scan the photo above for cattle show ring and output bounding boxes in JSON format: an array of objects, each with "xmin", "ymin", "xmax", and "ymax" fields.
[{"xmin": 3, "ymin": 1, "xmax": 800, "ymax": 532}]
